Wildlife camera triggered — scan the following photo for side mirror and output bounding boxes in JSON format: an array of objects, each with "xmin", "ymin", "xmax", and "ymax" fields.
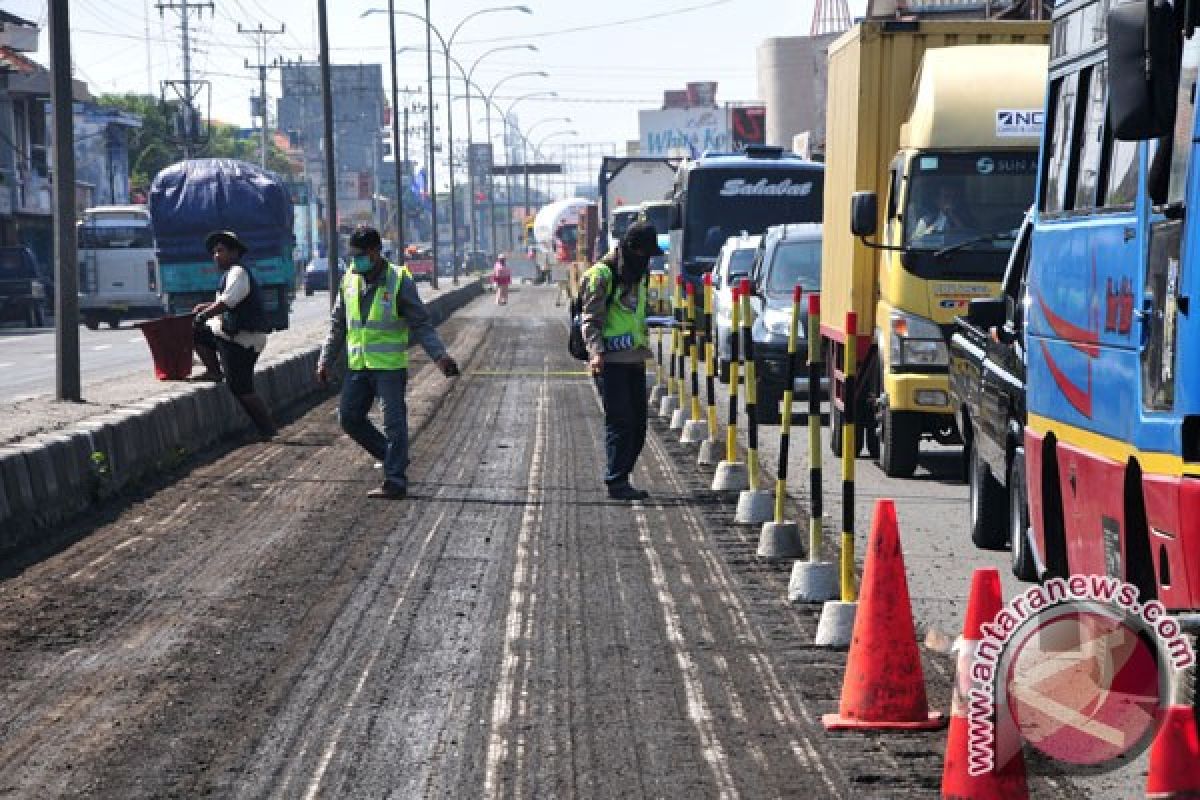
[
  {"xmin": 850, "ymin": 191, "xmax": 878, "ymax": 237},
  {"xmin": 966, "ymin": 298, "xmax": 1005, "ymax": 330},
  {"xmin": 668, "ymin": 202, "xmax": 682, "ymax": 231},
  {"xmin": 1107, "ymin": 0, "xmax": 1180, "ymax": 140}
]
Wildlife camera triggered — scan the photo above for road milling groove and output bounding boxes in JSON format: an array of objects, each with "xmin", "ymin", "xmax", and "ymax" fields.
[
  {"xmin": 0, "ymin": 314, "xmax": 490, "ymax": 797},
  {"xmin": 246, "ymin": 316, "xmax": 531, "ymax": 799}
]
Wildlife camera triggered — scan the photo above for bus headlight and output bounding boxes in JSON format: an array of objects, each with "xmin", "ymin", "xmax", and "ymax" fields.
[{"xmin": 888, "ymin": 310, "xmax": 948, "ymax": 368}]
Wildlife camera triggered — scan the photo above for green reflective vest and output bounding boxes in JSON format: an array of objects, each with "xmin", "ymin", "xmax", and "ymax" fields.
[
  {"xmin": 584, "ymin": 262, "xmax": 648, "ymax": 351},
  {"xmin": 343, "ymin": 263, "xmax": 412, "ymax": 370}
]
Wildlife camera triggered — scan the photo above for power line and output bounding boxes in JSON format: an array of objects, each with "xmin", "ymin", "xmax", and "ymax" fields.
[
  {"xmin": 238, "ymin": 20, "xmax": 285, "ymax": 167},
  {"xmin": 156, "ymin": 0, "xmax": 215, "ymax": 157}
]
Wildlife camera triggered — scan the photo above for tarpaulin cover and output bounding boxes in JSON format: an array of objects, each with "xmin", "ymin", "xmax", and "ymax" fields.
[{"xmin": 149, "ymin": 159, "xmax": 294, "ymax": 264}]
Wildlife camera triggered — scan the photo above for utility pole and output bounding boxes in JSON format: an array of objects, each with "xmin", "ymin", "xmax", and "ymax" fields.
[
  {"xmin": 157, "ymin": 0, "xmax": 213, "ymax": 158},
  {"xmin": 317, "ymin": 0, "xmax": 339, "ymax": 312},
  {"xmin": 386, "ymin": 0, "xmax": 406, "ymax": 252},
  {"xmin": 239, "ymin": 22, "xmax": 285, "ymax": 169},
  {"xmin": 48, "ymin": 0, "xmax": 79, "ymax": 401}
]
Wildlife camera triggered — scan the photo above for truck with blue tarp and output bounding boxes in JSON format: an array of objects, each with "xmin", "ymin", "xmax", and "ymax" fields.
[{"xmin": 149, "ymin": 159, "xmax": 295, "ymax": 330}]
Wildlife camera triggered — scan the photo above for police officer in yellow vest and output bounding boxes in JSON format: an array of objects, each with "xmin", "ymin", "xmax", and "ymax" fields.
[
  {"xmin": 317, "ymin": 226, "xmax": 460, "ymax": 498},
  {"xmin": 581, "ymin": 221, "xmax": 662, "ymax": 501}
]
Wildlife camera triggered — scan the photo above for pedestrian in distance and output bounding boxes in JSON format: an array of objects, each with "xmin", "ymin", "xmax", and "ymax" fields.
[
  {"xmin": 191, "ymin": 230, "xmax": 278, "ymax": 442},
  {"xmin": 492, "ymin": 253, "xmax": 512, "ymax": 306},
  {"xmin": 581, "ymin": 220, "xmax": 662, "ymax": 501},
  {"xmin": 316, "ymin": 225, "xmax": 460, "ymax": 499}
]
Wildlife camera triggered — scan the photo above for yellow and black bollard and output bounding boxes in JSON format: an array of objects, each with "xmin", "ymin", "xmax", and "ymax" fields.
[
  {"xmin": 734, "ymin": 278, "xmax": 774, "ymax": 524},
  {"xmin": 697, "ymin": 272, "xmax": 722, "ymax": 460},
  {"xmin": 788, "ymin": 292, "xmax": 838, "ymax": 603},
  {"xmin": 670, "ymin": 278, "xmax": 693, "ymax": 430},
  {"xmin": 757, "ymin": 283, "xmax": 805, "ymax": 559},
  {"xmin": 712, "ymin": 283, "xmax": 750, "ymax": 491},
  {"xmin": 814, "ymin": 310, "xmax": 860, "ymax": 645},
  {"xmin": 680, "ymin": 282, "xmax": 708, "ymax": 444},
  {"xmin": 658, "ymin": 275, "xmax": 683, "ymax": 418}
]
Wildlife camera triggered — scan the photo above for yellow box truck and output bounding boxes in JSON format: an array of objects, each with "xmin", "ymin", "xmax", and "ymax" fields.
[{"xmin": 821, "ymin": 20, "xmax": 1048, "ymax": 477}]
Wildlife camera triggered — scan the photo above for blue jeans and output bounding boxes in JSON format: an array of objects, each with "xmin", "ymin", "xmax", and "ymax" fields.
[
  {"xmin": 596, "ymin": 362, "xmax": 648, "ymax": 487},
  {"xmin": 339, "ymin": 368, "xmax": 409, "ymax": 488}
]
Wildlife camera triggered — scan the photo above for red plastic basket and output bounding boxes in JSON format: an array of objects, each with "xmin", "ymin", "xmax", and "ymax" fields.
[{"xmin": 137, "ymin": 313, "xmax": 196, "ymax": 380}]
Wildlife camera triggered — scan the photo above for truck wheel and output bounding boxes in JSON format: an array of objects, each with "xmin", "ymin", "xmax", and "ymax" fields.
[
  {"xmin": 26, "ymin": 302, "xmax": 45, "ymax": 328},
  {"xmin": 107, "ymin": 314, "xmax": 121, "ymax": 329},
  {"xmin": 83, "ymin": 314, "xmax": 101, "ymax": 331},
  {"xmin": 879, "ymin": 405, "xmax": 919, "ymax": 478},
  {"xmin": 1009, "ymin": 455, "xmax": 1037, "ymax": 581},
  {"xmin": 968, "ymin": 441, "xmax": 1008, "ymax": 549},
  {"xmin": 755, "ymin": 381, "xmax": 782, "ymax": 425}
]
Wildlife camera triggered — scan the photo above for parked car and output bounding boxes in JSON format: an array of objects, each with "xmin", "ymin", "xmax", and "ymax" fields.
[
  {"xmin": 711, "ymin": 232, "xmax": 762, "ymax": 382},
  {"xmin": 949, "ymin": 211, "xmax": 1034, "ymax": 580},
  {"xmin": 462, "ymin": 250, "xmax": 490, "ymax": 274},
  {"xmin": 748, "ymin": 223, "xmax": 824, "ymax": 424},
  {"xmin": 303, "ymin": 257, "xmax": 344, "ymax": 295},
  {"xmin": 0, "ymin": 246, "xmax": 48, "ymax": 328}
]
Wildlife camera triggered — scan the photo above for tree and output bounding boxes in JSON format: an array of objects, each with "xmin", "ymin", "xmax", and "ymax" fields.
[{"xmin": 97, "ymin": 93, "xmax": 300, "ymax": 189}]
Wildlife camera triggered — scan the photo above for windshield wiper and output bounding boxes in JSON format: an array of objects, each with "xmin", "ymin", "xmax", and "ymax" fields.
[{"xmin": 932, "ymin": 229, "xmax": 1016, "ymax": 258}]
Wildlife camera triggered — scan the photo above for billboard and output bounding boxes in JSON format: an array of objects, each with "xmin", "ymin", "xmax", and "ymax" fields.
[
  {"xmin": 639, "ymin": 108, "xmax": 731, "ymax": 158},
  {"xmin": 731, "ymin": 106, "xmax": 766, "ymax": 149}
]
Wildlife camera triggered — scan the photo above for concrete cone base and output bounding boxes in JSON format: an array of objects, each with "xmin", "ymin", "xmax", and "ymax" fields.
[
  {"xmin": 697, "ymin": 439, "xmax": 722, "ymax": 466},
  {"xmin": 815, "ymin": 600, "xmax": 857, "ymax": 647},
  {"xmin": 658, "ymin": 394, "xmax": 679, "ymax": 418},
  {"xmin": 669, "ymin": 408, "xmax": 689, "ymax": 430},
  {"xmin": 680, "ymin": 419, "xmax": 708, "ymax": 443},
  {"xmin": 649, "ymin": 384, "xmax": 666, "ymax": 406},
  {"xmin": 789, "ymin": 560, "xmax": 837, "ymax": 603},
  {"xmin": 712, "ymin": 461, "xmax": 749, "ymax": 492},
  {"xmin": 757, "ymin": 520, "xmax": 803, "ymax": 561},
  {"xmin": 734, "ymin": 489, "xmax": 774, "ymax": 525}
]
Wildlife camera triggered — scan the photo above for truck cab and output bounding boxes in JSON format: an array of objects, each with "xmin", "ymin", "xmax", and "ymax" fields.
[{"xmin": 821, "ymin": 27, "xmax": 1049, "ymax": 476}]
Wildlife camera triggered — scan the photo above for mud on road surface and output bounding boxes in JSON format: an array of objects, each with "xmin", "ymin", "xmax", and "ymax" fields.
[{"xmin": 0, "ymin": 287, "xmax": 1086, "ymax": 798}]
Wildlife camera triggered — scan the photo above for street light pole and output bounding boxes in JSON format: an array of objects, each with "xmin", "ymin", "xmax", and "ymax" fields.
[
  {"xmin": 49, "ymin": 0, "xmax": 79, "ymax": 401},
  {"xmin": 386, "ymin": 0, "xmax": 405, "ymax": 250},
  {"xmin": 318, "ymin": 0, "xmax": 339, "ymax": 311},
  {"xmin": 422, "ymin": 0, "xmax": 439, "ymax": 289}
]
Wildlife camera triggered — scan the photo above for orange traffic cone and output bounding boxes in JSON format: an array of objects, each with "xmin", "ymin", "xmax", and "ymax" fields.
[
  {"xmin": 1147, "ymin": 704, "xmax": 1200, "ymax": 799},
  {"xmin": 941, "ymin": 568, "xmax": 1028, "ymax": 799},
  {"xmin": 823, "ymin": 499, "xmax": 946, "ymax": 731}
]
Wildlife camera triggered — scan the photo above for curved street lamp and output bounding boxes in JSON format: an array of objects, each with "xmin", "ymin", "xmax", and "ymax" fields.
[
  {"xmin": 499, "ymin": 93, "xmax": 560, "ymax": 220},
  {"xmin": 363, "ymin": 4, "xmax": 533, "ymax": 281},
  {"xmin": 533, "ymin": 129, "xmax": 578, "ymax": 203}
]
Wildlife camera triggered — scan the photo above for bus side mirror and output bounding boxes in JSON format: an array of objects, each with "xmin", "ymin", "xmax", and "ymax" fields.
[
  {"xmin": 850, "ymin": 192, "xmax": 878, "ymax": 237},
  {"xmin": 668, "ymin": 202, "xmax": 682, "ymax": 231},
  {"xmin": 1108, "ymin": 0, "xmax": 1180, "ymax": 140}
]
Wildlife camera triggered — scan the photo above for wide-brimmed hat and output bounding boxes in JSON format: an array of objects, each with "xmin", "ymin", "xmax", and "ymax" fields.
[
  {"xmin": 205, "ymin": 230, "xmax": 247, "ymax": 255},
  {"xmin": 622, "ymin": 221, "xmax": 665, "ymax": 256}
]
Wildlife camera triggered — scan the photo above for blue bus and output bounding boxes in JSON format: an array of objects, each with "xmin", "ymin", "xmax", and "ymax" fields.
[
  {"xmin": 1022, "ymin": 0, "xmax": 1200, "ymax": 617},
  {"xmin": 667, "ymin": 146, "xmax": 825, "ymax": 288}
]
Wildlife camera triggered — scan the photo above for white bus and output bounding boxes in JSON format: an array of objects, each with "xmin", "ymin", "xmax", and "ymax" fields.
[{"xmin": 77, "ymin": 205, "xmax": 165, "ymax": 329}]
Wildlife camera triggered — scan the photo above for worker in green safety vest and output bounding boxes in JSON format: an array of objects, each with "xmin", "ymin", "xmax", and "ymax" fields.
[
  {"xmin": 581, "ymin": 221, "xmax": 661, "ymax": 501},
  {"xmin": 317, "ymin": 226, "xmax": 460, "ymax": 498}
]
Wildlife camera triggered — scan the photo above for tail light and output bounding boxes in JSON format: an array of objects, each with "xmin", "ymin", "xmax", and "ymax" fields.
[{"xmin": 147, "ymin": 260, "xmax": 158, "ymax": 292}]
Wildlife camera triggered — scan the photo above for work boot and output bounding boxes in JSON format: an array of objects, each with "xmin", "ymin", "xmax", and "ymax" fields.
[
  {"xmin": 367, "ymin": 481, "xmax": 407, "ymax": 499},
  {"xmin": 607, "ymin": 483, "xmax": 650, "ymax": 501}
]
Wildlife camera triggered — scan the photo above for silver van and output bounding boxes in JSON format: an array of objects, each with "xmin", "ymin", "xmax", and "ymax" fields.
[{"xmin": 78, "ymin": 205, "xmax": 165, "ymax": 329}]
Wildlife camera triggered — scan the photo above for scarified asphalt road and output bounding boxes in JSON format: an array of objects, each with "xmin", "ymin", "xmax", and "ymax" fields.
[{"xmin": 0, "ymin": 286, "xmax": 1091, "ymax": 798}]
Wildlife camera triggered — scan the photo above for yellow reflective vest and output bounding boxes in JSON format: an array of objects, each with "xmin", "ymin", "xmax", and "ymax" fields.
[{"xmin": 342, "ymin": 263, "xmax": 412, "ymax": 370}]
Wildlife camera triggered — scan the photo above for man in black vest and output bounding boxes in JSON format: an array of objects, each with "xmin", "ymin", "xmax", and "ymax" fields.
[{"xmin": 192, "ymin": 230, "xmax": 278, "ymax": 440}]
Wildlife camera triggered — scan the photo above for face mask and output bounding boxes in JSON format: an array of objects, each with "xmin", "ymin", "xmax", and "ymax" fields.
[{"xmin": 351, "ymin": 254, "xmax": 373, "ymax": 274}]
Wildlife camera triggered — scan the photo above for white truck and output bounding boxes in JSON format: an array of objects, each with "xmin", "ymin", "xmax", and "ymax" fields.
[
  {"xmin": 596, "ymin": 156, "xmax": 679, "ymax": 254},
  {"xmin": 532, "ymin": 198, "xmax": 593, "ymax": 265}
]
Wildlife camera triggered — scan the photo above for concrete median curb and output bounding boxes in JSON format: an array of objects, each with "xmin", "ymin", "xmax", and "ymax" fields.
[{"xmin": 0, "ymin": 279, "xmax": 483, "ymax": 555}]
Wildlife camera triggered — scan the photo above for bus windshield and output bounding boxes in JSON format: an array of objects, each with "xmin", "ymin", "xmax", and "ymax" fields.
[
  {"xmin": 683, "ymin": 167, "xmax": 822, "ymax": 275},
  {"xmin": 903, "ymin": 152, "xmax": 1037, "ymax": 251}
]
